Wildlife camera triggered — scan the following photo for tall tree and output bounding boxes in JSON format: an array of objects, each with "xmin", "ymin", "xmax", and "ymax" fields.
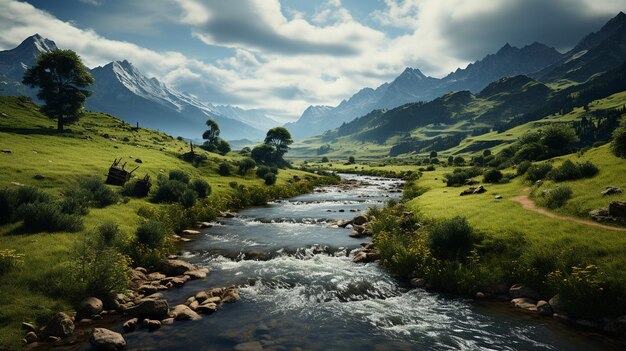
[
  {"xmin": 22, "ymin": 50, "xmax": 94, "ymax": 132},
  {"xmin": 203, "ymin": 119, "xmax": 220, "ymax": 145},
  {"xmin": 264, "ymin": 127, "xmax": 293, "ymax": 155}
]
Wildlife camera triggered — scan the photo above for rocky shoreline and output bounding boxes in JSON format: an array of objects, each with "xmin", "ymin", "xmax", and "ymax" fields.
[{"xmin": 21, "ymin": 239, "xmax": 240, "ymax": 350}]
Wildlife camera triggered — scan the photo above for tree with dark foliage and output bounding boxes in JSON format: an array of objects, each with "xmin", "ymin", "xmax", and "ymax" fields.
[{"xmin": 22, "ymin": 50, "xmax": 94, "ymax": 132}]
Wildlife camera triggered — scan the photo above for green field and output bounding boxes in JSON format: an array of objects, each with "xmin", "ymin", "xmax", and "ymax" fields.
[{"xmin": 0, "ymin": 96, "xmax": 323, "ymax": 347}]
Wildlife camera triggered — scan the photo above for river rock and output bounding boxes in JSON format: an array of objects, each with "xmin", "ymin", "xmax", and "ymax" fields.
[
  {"xmin": 143, "ymin": 319, "xmax": 161, "ymax": 331},
  {"xmin": 548, "ymin": 295, "xmax": 565, "ymax": 314},
  {"xmin": 22, "ymin": 322, "xmax": 36, "ymax": 333},
  {"xmin": 608, "ymin": 201, "xmax": 626, "ymax": 218},
  {"xmin": 127, "ymin": 298, "xmax": 169, "ymax": 320},
  {"xmin": 203, "ymin": 296, "xmax": 221, "ymax": 304},
  {"xmin": 122, "ymin": 318, "xmax": 138, "ymax": 333},
  {"xmin": 146, "ymin": 272, "xmax": 166, "ymax": 281},
  {"xmin": 160, "ymin": 259, "xmax": 196, "ymax": 276},
  {"xmin": 161, "ymin": 318, "xmax": 175, "ymax": 326},
  {"xmin": 38, "ymin": 312, "xmax": 74, "ymax": 339},
  {"xmin": 410, "ymin": 278, "xmax": 426, "ymax": 288},
  {"xmin": 138, "ymin": 284, "xmax": 160, "ymax": 296},
  {"xmin": 219, "ymin": 211, "xmax": 236, "ymax": 218},
  {"xmin": 509, "ymin": 284, "xmax": 541, "ymax": 300},
  {"xmin": 182, "ymin": 229, "xmax": 201, "ymax": 235},
  {"xmin": 602, "ymin": 187, "xmax": 623, "ymax": 196},
  {"xmin": 172, "ymin": 304, "xmax": 201, "ymax": 321},
  {"xmin": 511, "ymin": 298, "xmax": 537, "ymax": 311},
  {"xmin": 352, "ymin": 215, "xmax": 368, "ymax": 226},
  {"xmin": 221, "ymin": 288, "xmax": 240, "ymax": 303},
  {"xmin": 185, "ymin": 268, "xmax": 209, "ymax": 280},
  {"xmin": 352, "ymin": 251, "xmax": 368, "ymax": 263},
  {"xmin": 196, "ymin": 302, "xmax": 218, "ymax": 314},
  {"xmin": 536, "ymin": 300, "xmax": 553, "ymax": 316},
  {"xmin": 24, "ymin": 331, "xmax": 38, "ymax": 344},
  {"xmin": 195, "ymin": 291, "xmax": 208, "ymax": 302},
  {"xmin": 90, "ymin": 328, "xmax": 126, "ymax": 351}
]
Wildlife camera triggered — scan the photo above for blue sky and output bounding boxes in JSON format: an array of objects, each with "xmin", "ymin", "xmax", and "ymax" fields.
[{"xmin": 1, "ymin": 0, "xmax": 624, "ymax": 121}]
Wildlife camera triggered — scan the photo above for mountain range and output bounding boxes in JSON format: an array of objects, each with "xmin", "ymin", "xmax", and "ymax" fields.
[
  {"xmin": 290, "ymin": 12, "xmax": 626, "ymax": 158},
  {"xmin": 0, "ymin": 34, "xmax": 279, "ymax": 141},
  {"xmin": 287, "ymin": 12, "xmax": 626, "ymax": 141}
]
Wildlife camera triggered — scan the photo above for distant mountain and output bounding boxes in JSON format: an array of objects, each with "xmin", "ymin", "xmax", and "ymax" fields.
[
  {"xmin": 0, "ymin": 34, "xmax": 276, "ymax": 141},
  {"xmin": 88, "ymin": 60, "xmax": 264, "ymax": 140},
  {"xmin": 286, "ymin": 42, "xmax": 562, "ymax": 140},
  {"xmin": 536, "ymin": 12, "xmax": 626, "ymax": 82}
]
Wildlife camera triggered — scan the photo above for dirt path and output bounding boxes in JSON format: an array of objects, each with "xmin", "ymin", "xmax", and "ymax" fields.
[{"xmin": 511, "ymin": 188, "xmax": 626, "ymax": 232}]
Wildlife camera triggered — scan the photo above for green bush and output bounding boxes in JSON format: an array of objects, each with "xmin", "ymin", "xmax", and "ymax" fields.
[
  {"xmin": 180, "ymin": 189, "xmax": 198, "ymax": 208},
  {"xmin": 68, "ymin": 230, "xmax": 131, "ymax": 298},
  {"xmin": 402, "ymin": 183, "xmax": 428, "ymax": 201},
  {"xmin": 516, "ymin": 161, "xmax": 532, "ymax": 176},
  {"xmin": 98, "ymin": 221, "xmax": 122, "ymax": 245},
  {"xmin": 190, "ymin": 178, "xmax": 211, "ymax": 198},
  {"xmin": 0, "ymin": 186, "xmax": 53, "ymax": 224},
  {"xmin": 121, "ymin": 179, "xmax": 151, "ymax": 198},
  {"xmin": 59, "ymin": 190, "xmax": 90, "ymax": 215},
  {"xmin": 152, "ymin": 179, "xmax": 187, "ymax": 203},
  {"xmin": 19, "ymin": 202, "xmax": 83, "ymax": 233},
  {"xmin": 168, "ymin": 169, "xmax": 190, "ymax": 184},
  {"xmin": 238, "ymin": 158, "xmax": 256, "ymax": 175},
  {"xmin": 547, "ymin": 160, "xmax": 598, "ymax": 182},
  {"xmin": 540, "ymin": 186, "xmax": 573, "ymax": 209},
  {"xmin": 264, "ymin": 172, "xmax": 277, "ymax": 185},
  {"xmin": 218, "ymin": 162, "xmax": 231, "ymax": 176},
  {"xmin": 525, "ymin": 163, "xmax": 553, "ymax": 182},
  {"xmin": 79, "ymin": 177, "xmax": 119, "ymax": 207},
  {"xmin": 612, "ymin": 125, "xmax": 626, "ymax": 158},
  {"xmin": 444, "ymin": 167, "xmax": 482, "ymax": 186},
  {"xmin": 428, "ymin": 216, "xmax": 480, "ymax": 261},
  {"xmin": 482, "ymin": 169, "xmax": 503, "ymax": 183},
  {"xmin": 136, "ymin": 220, "xmax": 167, "ymax": 249}
]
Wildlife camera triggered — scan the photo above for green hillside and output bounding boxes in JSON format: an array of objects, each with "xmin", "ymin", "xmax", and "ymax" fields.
[{"xmin": 0, "ymin": 96, "xmax": 328, "ymax": 347}]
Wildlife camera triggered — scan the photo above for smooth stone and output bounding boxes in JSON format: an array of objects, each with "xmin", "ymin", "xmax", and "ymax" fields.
[{"xmin": 89, "ymin": 328, "xmax": 126, "ymax": 351}]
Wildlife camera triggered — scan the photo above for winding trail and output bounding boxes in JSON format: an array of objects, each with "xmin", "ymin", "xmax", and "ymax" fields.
[{"xmin": 511, "ymin": 187, "xmax": 626, "ymax": 232}]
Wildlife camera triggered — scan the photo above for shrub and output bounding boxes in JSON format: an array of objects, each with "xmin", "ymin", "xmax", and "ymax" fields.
[
  {"xmin": 348, "ymin": 156, "xmax": 356, "ymax": 164},
  {"xmin": 19, "ymin": 202, "xmax": 83, "ymax": 233},
  {"xmin": 218, "ymin": 162, "xmax": 231, "ymax": 176},
  {"xmin": 68, "ymin": 230, "xmax": 131, "ymax": 298},
  {"xmin": 612, "ymin": 125, "xmax": 626, "ymax": 158},
  {"xmin": 180, "ymin": 189, "xmax": 198, "ymax": 208},
  {"xmin": 516, "ymin": 161, "xmax": 532, "ymax": 176},
  {"xmin": 136, "ymin": 220, "xmax": 167, "ymax": 249},
  {"xmin": 121, "ymin": 179, "xmax": 151, "ymax": 198},
  {"xmin": 525, "ymin": 163, "xmax": 553, "ymax": 182},
  {"xmin": 98, "ymin": 221, "xmax": 121, "ymax": 245},
  {"xmin": 540, "ymin": 186, "xmax": 573, "ymax": 209},
  {"xmin": 547, "ymin": 160, "xmax": 599, "ymax": 182},
  {"xmin": 264, "ymin": 172, "xmax": 277, "ymax": 185},
  {"xmin": 59, "ymin": 190, "xmax": 90, "ymax": 215},
  {"xmin": 426, "ymin": 165, "xmax": 435, "ymax": 171},
  {"xmin": 482, "ymin": 169, "xmax": 503, "ymax": 183},
  {"xmin": 190, "ymin": 178, "xmax": 211, "ymax": 198},
  {"xmin": 444, "ymin": 167, "xmax": 482, "ymax": 186},
  {"xmin": 238, "ymin": 158, "xmax": 256, "ymax": 175},
  {"xmin": 168, "ymin": 169, "xmax": 190, "ymax": 184},
  {"xmin": 453, "ymin": 156, "xmax": 465, "ymax": 166},
  {"xmin": 79, "ymin": 177, "xmax": 119, "ymax": 207},
  {"xmin": 321, "ymin": 157, "xmax": 329, "ymax": 163},
  {"xmin": 402, "ymin": 183, "xmax": 428, "ymax": 201},
  {"xmin": 428, "ymin": 216, "xmax": 480, "ymax": 261},
  {"xmin": 152, "ymin": 179, "xmax": 187, "ymax": 203}
]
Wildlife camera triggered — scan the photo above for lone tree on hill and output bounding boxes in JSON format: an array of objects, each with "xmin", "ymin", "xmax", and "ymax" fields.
[
  {"xmin": 22, "ymin": 50, "xmax": 94, "ymax": 132},
  {"xmin": 203, "ymin": 119, "xmax": 220, "ymax": 145},
  {"xmin": 264, "ymin": 127, "xmax": 293, "ymax": 156}
]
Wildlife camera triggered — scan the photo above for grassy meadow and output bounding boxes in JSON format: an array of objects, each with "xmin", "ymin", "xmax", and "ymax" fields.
[{"xmin": 0, "ymin": 96, "xmax": 328, "ymax": 347}]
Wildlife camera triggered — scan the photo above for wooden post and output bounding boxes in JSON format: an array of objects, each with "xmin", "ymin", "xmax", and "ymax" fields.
[
  {"xmin": 136, "ymin": 122, "xmax": 139, "ymax": 129},
  {"xmin": 190, "ymin": 141, "xmax": 194, "ymax": 154}
]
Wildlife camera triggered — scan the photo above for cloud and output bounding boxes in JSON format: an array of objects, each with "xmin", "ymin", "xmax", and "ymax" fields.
[
  {"xmin": 176, "ymin": 0, "xmax": 383, "ymax": 56},
  {"xmin": 78, "ymin": 0, "xmax": 101, "ymax": 6}
]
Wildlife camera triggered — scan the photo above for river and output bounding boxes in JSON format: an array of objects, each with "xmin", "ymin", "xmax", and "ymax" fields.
[{"xmin": 118, "ymin": 174, "xmax": 624, "ymax": 350}]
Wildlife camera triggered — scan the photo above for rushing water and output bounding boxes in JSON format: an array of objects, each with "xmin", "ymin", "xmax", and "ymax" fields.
[{"xmin": 118, "ymin": 175, "xmax": 624, "ymax": 350}]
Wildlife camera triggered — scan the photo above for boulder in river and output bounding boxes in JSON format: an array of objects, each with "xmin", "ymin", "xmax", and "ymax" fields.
[
  {"xmin": 172, "ymin": 304, "xmax": 201, "ymax": 321},
  {"xmin": 38, "ymin": 312, "xmax": 74, "ymax": 339},
  {"xmin": 511, "ymin": 298, "xmax": 537, "ymax": 312},
  {"xmin": 352, "ymin": 215, "xmax": 368, "ymax": 226},
  {"xmin": 90, "ymin": 328, "xmax": 126, "ymax": 351},
  {"xmin": 536, "ymin": 300, "xmax": 553, "ymax": 316},
  {"xmin": 509, "ymin": 284, "xmax": 541, "ymax": 300},
  {"xmin": 127, "ymin": 298, "xmax": 169, "ymax": 320},
  {"xmin": 159, "ymin": 259, "xmax": 196, "ymax": 276},
  {"xmin": 122, "ymin": 318, "xmax": 138, "ymax": 333}
]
